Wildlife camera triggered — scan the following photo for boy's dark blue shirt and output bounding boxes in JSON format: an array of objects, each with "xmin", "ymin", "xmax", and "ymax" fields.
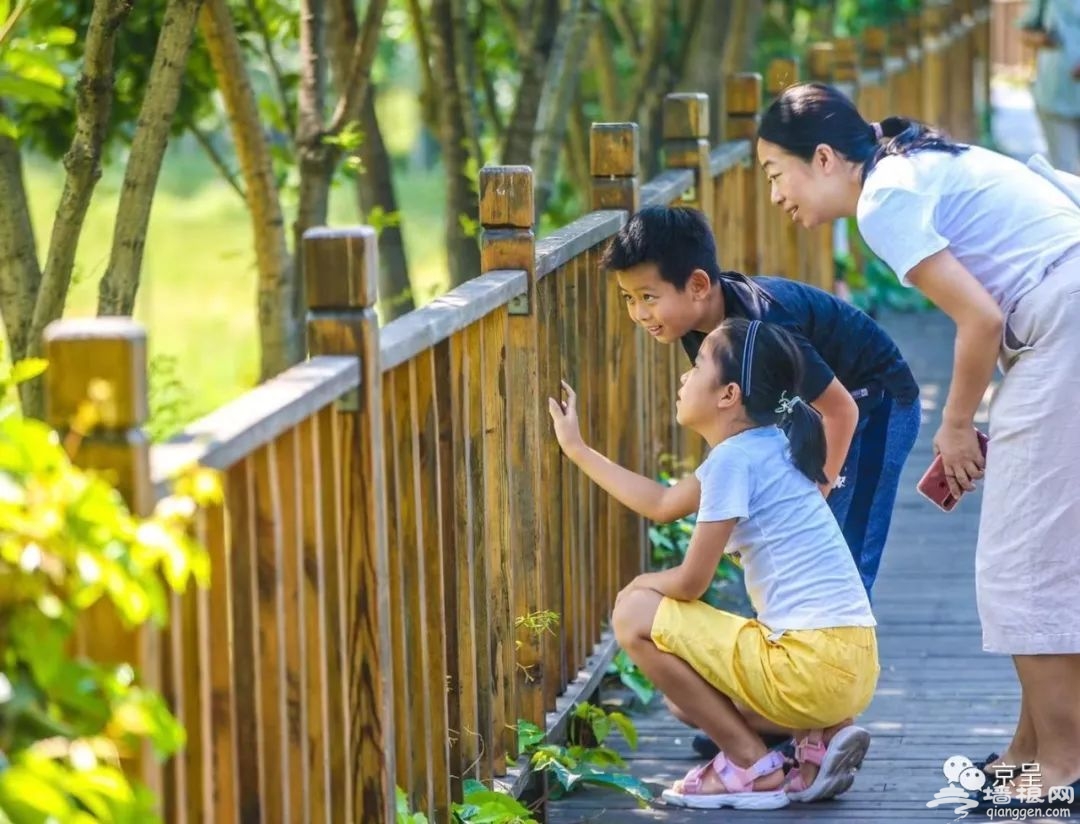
[{"xmin": 680, "ymin": 275, "xmax": 919, "ymax": 406}]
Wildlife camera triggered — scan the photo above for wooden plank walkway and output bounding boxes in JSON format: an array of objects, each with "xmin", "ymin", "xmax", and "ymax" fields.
[{"xmin": 547, "ymin": 310, "xmax": 1020, "ymax": 823}]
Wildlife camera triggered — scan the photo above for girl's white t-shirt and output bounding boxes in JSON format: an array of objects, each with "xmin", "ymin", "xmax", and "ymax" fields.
[
  {"xmin": 857, "ymin": 145, "xmax": 1080, "ymax": 312},
  {"xmin": 695, "ymin": 427, "xmax": 875, "ymax": 632}
]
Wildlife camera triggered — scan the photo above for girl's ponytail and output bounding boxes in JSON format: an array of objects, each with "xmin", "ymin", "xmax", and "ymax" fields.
[
  {"xmin": 706, "ymin": 320, "xmax": 830, "ymax": 485},
  {"xmin": 777, "ymin": 394, "xmax": 828, "ymax": 485}
]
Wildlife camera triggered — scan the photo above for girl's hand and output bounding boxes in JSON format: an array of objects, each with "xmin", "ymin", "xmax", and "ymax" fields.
[
  {"xmin": 548, "ymin": 380, "xmax": 585, "ymax": 459},
  {"xmin": 933, "ymin": 420, "xmax": 985, "ymax": 500}
]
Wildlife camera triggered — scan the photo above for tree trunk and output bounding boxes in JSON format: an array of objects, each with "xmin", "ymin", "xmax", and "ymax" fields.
[
  {"xmin": 357, "ymin": 95, "xmax": 413, "ymax": 319},
  {"xmin": 0, "ymin": 135, "xmax": 41, "ymax": 365},
  {"xmin": 294, "ymin": 0, "xmax": 332, "ymax": 326},
  {"xmin": 95, "ymin": 0, "xmax": 204, "ymax": 319},
  {"xmin": 329, "ymin": 0, "xmax": 413, "ymax": 320},
  {"xmin": 683, "ymin": 1, "xmax": 735, "ymax": 139},
  {"xmin": 501, "ymin": 0, "xmax": 559, "ymax": 164},
  {"xmin": 532, "ymin": 0, "xmax": 594, "ymax": 218},
  {"xmin": 200, "ymin": 0, "xmax": 300, "ymax": 379},
  {"xmin": 14, "ymin": 0, "xmax": 131, "ymax": 418},
  {"xmin": 429, "ymin": 0, "xmax": 481, "ymax": 287}
]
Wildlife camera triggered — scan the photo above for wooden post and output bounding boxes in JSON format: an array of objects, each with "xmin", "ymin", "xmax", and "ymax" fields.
[
  {"xmin": 761, "ymin": 60, "xmax": 800, "ymax": 282},
  {"xmin": 973, "ymin": 0, "xmax": 992, "ymax": 138},
  {"xmin": 833, "ymin": 36, "xmax": 860, "ymax": 101},
  {"xmin": 887, "ymin": 20, "xmax": 910, "ymax": 116},
  {"xmin": 807, "ymin": 42, "xmax": 835, "ymax": 86},
  {"xmin": 590, "ymin": 123, "xmax": 640, "ymax": 212},
  {"xmin": 478, "ymin": 166, "xmax": 544, "ymax": 758},
  {"xmin": 861, "ymin": 27, "xmax": 890, "ymax": 122},
  {"xmin": 921, "ymin": 2, "xmax": 948, "ymax": 127},
  {"xmin": 303, "ymin": 226, "xmax": 394, "ymax": 823},
  {"xmin": 589, "ymin": 124, "xmax": 647, "ymax": 611},
  {"xmin": 724, "ymin": 72, "xmax": 763, "ymax": 275},
  {"xmin": 663, "ymin": 93, "xmax": 713, "ymax": 223},
  {"xmin": 43, "ymin": 318, "xmax": 160, "ymax": 802}
]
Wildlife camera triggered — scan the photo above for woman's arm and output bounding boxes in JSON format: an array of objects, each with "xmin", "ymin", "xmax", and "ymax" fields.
[
  {"xmin": 907, "ymin": 249, "xmax": 1003, "ymax": 498},
  {"xmin": 548, "ymin": 381, "xmax": 701, "ymax": 522}
]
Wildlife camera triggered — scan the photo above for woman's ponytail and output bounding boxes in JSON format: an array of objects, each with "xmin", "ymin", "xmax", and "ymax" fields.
[
  {"xmin": 868, "ymin": 114, "xmax": 967, "ymax": 177},
  {"xmin": 758, "ymin": 83, "xmax": 968, "ymax": 180},
  {"xmin": 777, "ymin": 395, "xmax": 828, "ymax": 485}
]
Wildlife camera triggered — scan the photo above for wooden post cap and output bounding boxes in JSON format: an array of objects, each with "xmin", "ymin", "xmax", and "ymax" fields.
[
  {"xmin": 765, "ymin": 58, "xmax": 800, "ymax": 97},
  {"xmin": 44, "ymin": 318, "xmax": 148, "ymax": 431},
  {"xmin": 303, "ymin": 226, "xmax": 378, "ymax": 310},
  {"xmin": 725, "ymin": 73, "xmax": 763, "ymax": 116},
  {"xmin": 662, "ymin": 93, "xmax": 709, "ymax": 140},
  {"xmin": 864, "ymin": 27, "xmax": 888, "ymax": 69},
  {"xmin": 479, "ymin": 166, "xmax": 534, "ymax": 229},
  {"xmin": 808, "ymin": 43, "xmax": 835, "ymax": 82},
  {"xmin": 833, "ymin": 37, "xmax": 859, "ymax": 82},
  {"xmin": 590, "ymin": 123, "xmax": 640, "ymax": 177}
]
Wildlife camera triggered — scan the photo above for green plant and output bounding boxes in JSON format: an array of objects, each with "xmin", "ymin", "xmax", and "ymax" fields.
[
  {"xmin": 648, "ymin": 470, "xmax": 742, "ymax": 606},
  {"xmin": 517, "ymin": 704, "xmax": 653, "ymax": 807},
  {"xmin": 0, "ymin": 358, "xmax": 220, "ymax": 822},
  {"xmin": 606, "ymin": 649, "xmax": 656, "ymax": 709}
]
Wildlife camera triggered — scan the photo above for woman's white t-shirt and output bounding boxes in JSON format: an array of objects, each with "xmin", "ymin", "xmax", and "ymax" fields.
[
  {"xmin": 694, "ymin": 426, "xmax": 875, "ymax": 632},
  {"xmin": 857, "ymin": 145, "xmax": 1080, "ymax": 311}
]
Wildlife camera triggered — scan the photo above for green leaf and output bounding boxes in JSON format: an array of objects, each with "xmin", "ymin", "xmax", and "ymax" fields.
[
  {"xmin": 607, "ymin": 711, "xmax": 639, "ymax": 750},
  {"xmin": 516, "ymin": 719, "xmax": 544, "ymax": 753},
  {"xmin": 42, "ymin": 27, "xmax": 78, "ymax": 46},
  {"xmin": 577, "ymin": 746, "xmax": 626, "ymax": 769},
  {"xmin": 10, "ymin": 358, "xmax": 47, "ymax": 385},
  {"xmin": 579, "ymin": 769, "xmax": 654, "ymax": 806}
]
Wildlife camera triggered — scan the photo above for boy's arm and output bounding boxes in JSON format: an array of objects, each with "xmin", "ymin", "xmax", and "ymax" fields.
[
  {"xmin": 563, "ymin": 447, "xmax": 701, "ymax": 522},
  {"xmin": 810, "ymin": 378, "xmax": 859, "ymax": 494}
]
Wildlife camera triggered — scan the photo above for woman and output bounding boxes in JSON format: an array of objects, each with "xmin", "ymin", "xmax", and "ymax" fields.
[{"xmin": 755, "ymin": 82, "xmax": 1080, "ymax": 805}]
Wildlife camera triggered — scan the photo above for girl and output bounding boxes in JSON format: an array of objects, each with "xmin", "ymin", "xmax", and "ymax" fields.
[
  {"xmin": 549, "ymin": 318, "xmax": 880, "ymax": 810},
  {"xmin": 756, "ymin": 82, "xmax": 1080, "ymax": 804}
]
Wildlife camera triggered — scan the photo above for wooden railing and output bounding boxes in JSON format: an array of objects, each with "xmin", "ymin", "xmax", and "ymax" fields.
[{"xmin": 42, "ymin": 3, "xmax": 988, "ymax": 821}]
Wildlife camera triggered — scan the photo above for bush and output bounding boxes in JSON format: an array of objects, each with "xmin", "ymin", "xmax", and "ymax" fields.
[{"xmin": 0, "ymin": 358, "xmax": 219, "ymax": 822}]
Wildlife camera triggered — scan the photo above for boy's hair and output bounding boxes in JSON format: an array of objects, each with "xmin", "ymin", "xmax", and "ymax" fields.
[
  {"xmin": 601, "ymin": 206, "xmax": 726, "ymax": 290},
  {"xmin": 706, "ymin": 318, "xmax": 828, "ymax": 485}
]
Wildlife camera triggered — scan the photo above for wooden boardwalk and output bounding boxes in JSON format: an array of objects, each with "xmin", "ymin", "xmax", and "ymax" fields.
[{"xmin": 547, "ymin": 310, "xmax": 1019, "ymax": 823}]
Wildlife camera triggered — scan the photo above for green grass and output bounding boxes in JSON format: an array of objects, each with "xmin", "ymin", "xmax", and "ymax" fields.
[{"xmin": 22, "ymin": 143, "xmax": 448, "ymax": 424}]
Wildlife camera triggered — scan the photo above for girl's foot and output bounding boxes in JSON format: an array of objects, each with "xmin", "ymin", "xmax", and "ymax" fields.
[
  {"xmin": 662, "ymin": 750, "xmax": 790, "ymax": 810},
  {"xmin": 786, "ymin": 724, "xmax": 871, "ymax": 803}
]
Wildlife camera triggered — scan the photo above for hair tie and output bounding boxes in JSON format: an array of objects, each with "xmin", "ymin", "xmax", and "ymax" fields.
[
  {"xmin": 871, "ymin": 121, "xmax": 884, "ymax": 141},
  {"xmin": 740, "ymin": 320, "xmax": 761, "ymax": 397},
  {"xmin": 775, "ymin": 390, "xmax": 802, "ymax": 417}
]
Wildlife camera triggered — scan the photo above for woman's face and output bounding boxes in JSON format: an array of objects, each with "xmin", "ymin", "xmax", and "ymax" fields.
[{"xmin": 756, "ymin": 139, "xmax": 855, "ymax": 229}]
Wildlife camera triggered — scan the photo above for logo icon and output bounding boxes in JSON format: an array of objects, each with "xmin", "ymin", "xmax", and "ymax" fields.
[{"xmin": 926, "ymin": 755, "xmax": 985, "ymax": 819}]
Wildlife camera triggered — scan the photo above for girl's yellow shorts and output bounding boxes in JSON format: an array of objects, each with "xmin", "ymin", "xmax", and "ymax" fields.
[{"xmin": 651, "ymin": 597, "xmax": 880, "ymax": 730}]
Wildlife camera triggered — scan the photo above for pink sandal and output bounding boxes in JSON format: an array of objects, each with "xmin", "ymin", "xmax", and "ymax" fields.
[
  {"xmin": 786, "ymin": 726, "xmax": 871, "ymax": 803},
  {"xmin": 661, "ymin": 750, "xmax": 790, "ymax": 810}
]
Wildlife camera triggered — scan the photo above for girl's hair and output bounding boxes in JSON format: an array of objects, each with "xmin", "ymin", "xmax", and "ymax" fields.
[
  {"xmin": 757, "ymin": 82, "xmax": 967, "ymax": 179},
  {"xmin": 705, "ymin": 318, "xmax": 827, "ymax": 484}
]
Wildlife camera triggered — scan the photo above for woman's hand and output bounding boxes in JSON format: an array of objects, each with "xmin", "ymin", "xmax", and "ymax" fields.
[
  {"xmin": 933, "ymin": 420, "xmax": 985, "ymax": 500},
  {"xmin": 548, "ymin": 380, "xmax": 586, "ymax": 459}
]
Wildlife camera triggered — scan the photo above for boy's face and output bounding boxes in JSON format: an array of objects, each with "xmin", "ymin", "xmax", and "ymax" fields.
[{"xmin": 615, "ymin": 263, "xmax": 710, "ymax": 344}]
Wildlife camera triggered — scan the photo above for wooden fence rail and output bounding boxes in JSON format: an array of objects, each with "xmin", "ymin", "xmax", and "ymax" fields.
[{"xmin": 42, "ymin": 3, "xmax": 988, "ymax": 821}]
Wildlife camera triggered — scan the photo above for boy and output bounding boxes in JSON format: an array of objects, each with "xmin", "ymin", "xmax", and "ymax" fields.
[{"xmin": 602, "ymin": 205, "xmax": 918, "ymax": 759}]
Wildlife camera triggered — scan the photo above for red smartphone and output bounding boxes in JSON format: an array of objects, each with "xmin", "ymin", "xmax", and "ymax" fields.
[{"xmin": 917, "ymin": 429, "xmax": 990, "ymax": 512}]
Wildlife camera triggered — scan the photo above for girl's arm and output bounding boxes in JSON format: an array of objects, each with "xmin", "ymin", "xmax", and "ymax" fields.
[
  {"xmin": 907, "ymin": 249, "xmax": 1003, "ymax": 499},
  {"xmin": 621, "ymin": 519, "xmax": 734, "ymax": 601},
  {"xmin": 548, "ymin": 381, "xmax": 701, "ymax": 522}
]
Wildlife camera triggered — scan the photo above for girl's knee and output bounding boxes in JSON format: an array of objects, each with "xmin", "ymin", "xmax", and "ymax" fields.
[{"xmin": 612, "ymin": 588, "xmax": 662, "ymax": 647}]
